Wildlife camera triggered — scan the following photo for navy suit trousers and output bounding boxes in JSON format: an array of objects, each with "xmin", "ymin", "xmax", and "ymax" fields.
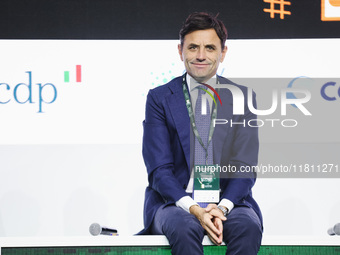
[{"xmin": 150, "ymin": 205, "xmax": 262, "ymax": 255}]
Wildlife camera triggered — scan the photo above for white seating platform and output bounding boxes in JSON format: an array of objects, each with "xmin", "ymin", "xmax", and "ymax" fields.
[{"xmin": 0, "ymin": 235, "xmax": 340, "ymax": 250}]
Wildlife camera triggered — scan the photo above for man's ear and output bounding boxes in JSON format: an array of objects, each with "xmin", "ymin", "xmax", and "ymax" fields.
[
  {"xmin": 178, "ymin": 44, "xmax": 184, "ymax": 61},
  {"xmin": 220, "ymin": 45, "xmax": 228, "ymax": 63}
]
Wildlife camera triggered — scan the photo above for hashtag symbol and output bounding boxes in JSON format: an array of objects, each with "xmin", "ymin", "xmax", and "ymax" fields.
[{"xmin": 263, "ymin": 0, "xmax": 291, "ymax": 19}]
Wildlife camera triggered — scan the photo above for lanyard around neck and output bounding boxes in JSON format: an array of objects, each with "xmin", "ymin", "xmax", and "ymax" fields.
[{"xmin": 182, "ymin": 74, "xmax": 219, "ymax": 164}]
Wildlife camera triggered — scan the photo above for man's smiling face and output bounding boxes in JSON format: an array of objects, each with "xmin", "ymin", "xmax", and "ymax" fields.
[{"xmin": 178, "ymin": 28, "xmax": 227, "ymax": 83}]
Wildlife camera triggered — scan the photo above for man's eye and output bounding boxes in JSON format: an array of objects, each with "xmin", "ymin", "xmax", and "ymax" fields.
[
  {"xmin": 207, "ymin": 46, "xmax": 215, "ymax": 50},
  {"xmin": 189, "ymin": 46, "xmax": 197, "ymax": 50}
]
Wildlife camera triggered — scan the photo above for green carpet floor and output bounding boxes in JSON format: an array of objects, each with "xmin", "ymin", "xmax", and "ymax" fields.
[{"xmin": 2, "ymin": 245, "xmax": 340, "ymax": 255}]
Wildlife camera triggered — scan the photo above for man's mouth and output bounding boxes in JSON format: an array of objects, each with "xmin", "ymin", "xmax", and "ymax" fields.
[{"xmin": 191, "ymin": 63, "xmax": 210, "ymax": 67}]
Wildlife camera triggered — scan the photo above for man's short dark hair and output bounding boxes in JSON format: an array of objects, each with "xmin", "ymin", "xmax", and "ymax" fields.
[{"xmin": 179, "ymin": 12, "xmax": 228, "ymax": 50}]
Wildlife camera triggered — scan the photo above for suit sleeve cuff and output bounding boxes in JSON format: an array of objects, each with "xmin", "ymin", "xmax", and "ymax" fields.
[
  {"xmin": 218, "ymin": 199, "xmax": 234, "ymax": 214},
  {"xmin": 175, "ymin": 196, "xmax": 198, "ymax": 213}
]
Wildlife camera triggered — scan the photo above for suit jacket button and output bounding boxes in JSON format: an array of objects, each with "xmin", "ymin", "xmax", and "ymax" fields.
[{"xmin": 183, "ymin": 185, "xmax": 187, "ymax": 189}]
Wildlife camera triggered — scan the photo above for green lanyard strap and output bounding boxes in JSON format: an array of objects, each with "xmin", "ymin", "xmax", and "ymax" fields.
[{"xmin": 182, "ymin": 75, "xmax": 219, "ymax": 164}]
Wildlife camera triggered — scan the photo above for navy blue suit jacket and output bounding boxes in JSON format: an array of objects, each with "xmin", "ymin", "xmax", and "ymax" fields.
[{"xmin": 139, "ymin": 75, "xmax": 262, "ymax": 234}]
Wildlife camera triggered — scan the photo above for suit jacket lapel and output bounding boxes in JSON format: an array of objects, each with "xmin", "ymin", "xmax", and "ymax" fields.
[{"xmin": 166, "ymin": 77, "xmax": 191, "ymax": 173}]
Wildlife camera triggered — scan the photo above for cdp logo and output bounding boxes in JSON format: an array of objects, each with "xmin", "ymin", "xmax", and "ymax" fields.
[
  {"xmin": 1, "ymin": 65, "xmax": 82, "ymax": 113},
  {"xmin": 0, "ymin": 71, "xmax": 57, "ymax": 113}
]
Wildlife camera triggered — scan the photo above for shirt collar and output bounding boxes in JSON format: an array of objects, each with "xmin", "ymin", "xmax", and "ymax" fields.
[{"xmin": 186, "ymin": 73, "xmax": 217, "ymax": 92}]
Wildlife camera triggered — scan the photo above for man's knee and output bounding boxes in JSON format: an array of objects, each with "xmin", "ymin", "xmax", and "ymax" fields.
[
  {"xmin": 167, "ymin": 215, "xmax": 205, "ymax": 242},
  {"xmin": 224, "ymin": 207, "xmax": 262, "ymax": 241},
  {"xmin": 223, "ymin": 208, "xmax": 262, "ymax": 254},
  {"xmin": 239, "ymin": 214, "xmax": 262, "ymax": 239}
]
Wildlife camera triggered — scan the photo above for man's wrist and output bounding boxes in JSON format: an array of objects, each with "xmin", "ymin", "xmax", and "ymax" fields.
[
  {"xmin": 218, "ymin": 198, "xmax": 234, "ymax": 214},
  {"xmin": 189, "ymin": 204, "xmax": 199, "ymax": 214},
  {"xmin": 176, "ymin": 196, "xmax": 198, "ymax": 213},
  {"xmin": 217, "ymin": 205, "xmax": 228, "ymax": 216}
]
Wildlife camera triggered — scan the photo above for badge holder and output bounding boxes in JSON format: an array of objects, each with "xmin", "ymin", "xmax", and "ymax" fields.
[{"xmin": 193, "ymin": 165, "xmax": 220, "ymax": 203}]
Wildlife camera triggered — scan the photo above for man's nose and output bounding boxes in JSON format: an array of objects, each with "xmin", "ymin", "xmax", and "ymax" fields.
[{"xmin": 196, "ymin": 48, "xmax": 206, "ymax": 61}]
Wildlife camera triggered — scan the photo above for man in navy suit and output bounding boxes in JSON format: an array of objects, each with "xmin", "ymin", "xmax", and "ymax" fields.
[{"xmin": 140, "ymin": 12, "xmax": 263, "ymax": 254}]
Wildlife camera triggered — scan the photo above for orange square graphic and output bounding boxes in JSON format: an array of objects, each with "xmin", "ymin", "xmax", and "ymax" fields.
[{"xmin": 321, "ymin": 0, "xmax": 340, "ymax": 21}]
